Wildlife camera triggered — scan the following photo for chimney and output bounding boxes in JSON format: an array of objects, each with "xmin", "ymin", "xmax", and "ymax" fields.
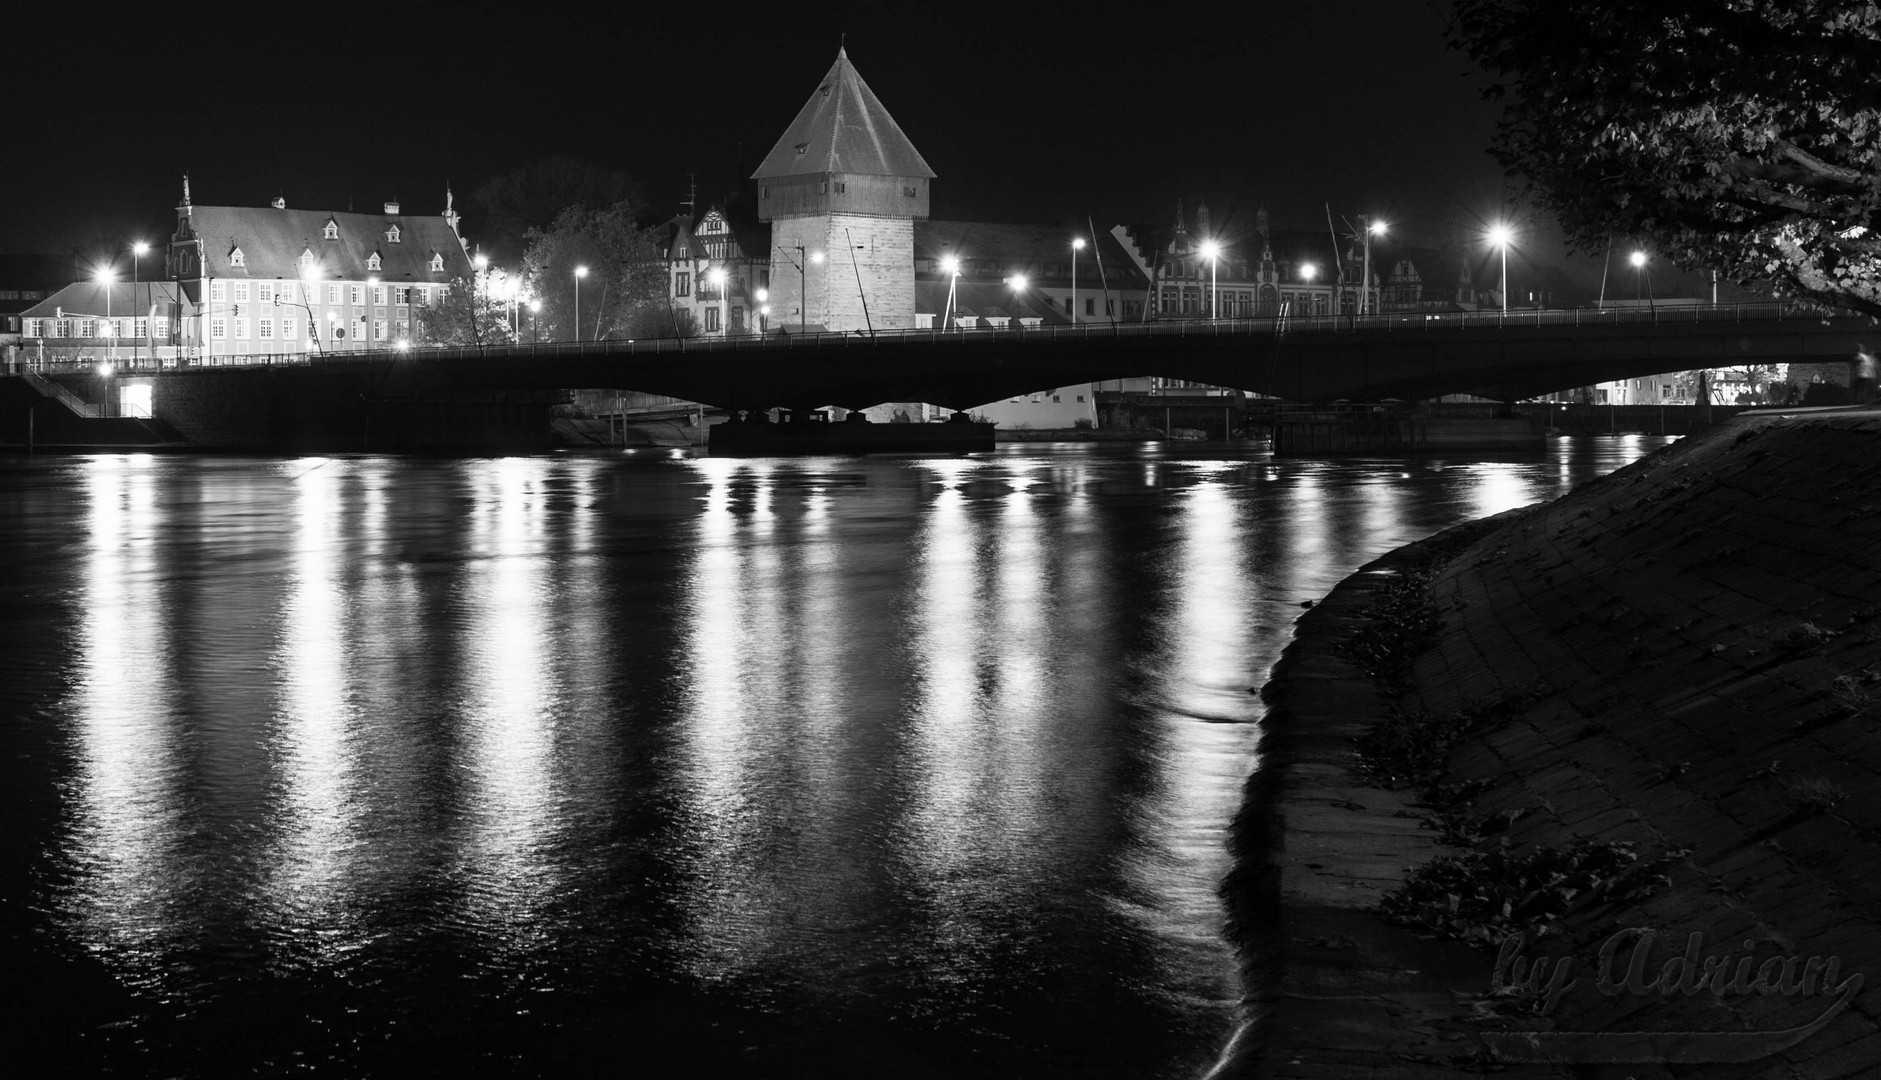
[{"xmin": 385, "ymin": 201, "xmax": 401, "ymax": 215}]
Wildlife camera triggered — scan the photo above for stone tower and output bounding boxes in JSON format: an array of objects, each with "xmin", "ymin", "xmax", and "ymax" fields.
[{"xmin": 752, "ymin": 48, "xmax": 935, "ymax": 333}]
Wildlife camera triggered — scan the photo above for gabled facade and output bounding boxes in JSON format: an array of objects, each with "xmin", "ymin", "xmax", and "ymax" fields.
[
  {"xmin": 652, "ymin": 203, "xmax": 772, "ymax": 336},
  {"xmin": 752, "ymin": 48, "xmax": 934, "ymax": 333},
  {"xmin": 165, "ymin": 178, "xmax": 475, "ymax": 357}
]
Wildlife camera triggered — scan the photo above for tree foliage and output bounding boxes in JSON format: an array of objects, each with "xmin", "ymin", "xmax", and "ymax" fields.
[
  {"xmin": 470, "ymin": 157, "xmax": 644, "ymax": 265},
  {"xmin": 1448, "ymin": 1, "xmax": 1881, "ymax": 318},
  {"xmin": 520, "ymin": 202, "xmax": 675, "ymax": 342},
  {"xmin": 415, "ymin": 268, "xmax": 517, "ymax": 347}
]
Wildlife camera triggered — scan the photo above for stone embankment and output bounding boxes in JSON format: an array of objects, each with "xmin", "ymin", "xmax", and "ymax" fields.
[{"xmin": 1233, "ymin": 407, "xmax": 1881, "ymax": 1079}]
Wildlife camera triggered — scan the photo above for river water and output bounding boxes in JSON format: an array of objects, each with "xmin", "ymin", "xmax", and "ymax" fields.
[{"xmin": 0, "ymin": 438, "xmax": 1670, "ymax": 1078}]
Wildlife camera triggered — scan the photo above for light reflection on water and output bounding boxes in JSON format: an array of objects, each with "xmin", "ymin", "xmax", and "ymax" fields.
[{"xmin": 7, "ymin": 438, "xmax": 1673, "ymax": 1076}]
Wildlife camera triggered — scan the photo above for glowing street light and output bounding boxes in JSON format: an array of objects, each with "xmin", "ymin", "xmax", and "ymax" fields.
[
  {"xmin": 1360, "ymin": 217, "xmax": 1387, "ymax": 315},
  {"xmin": 1198, "ymin": 239, "xmax": 1221, "ymax": 320},
  {"xmin": 1071, "ymin": 236, "xmax": 1086, "ymax": 326},
  {"xmin": 1488, "ymin": 224, "xmax": 1514, "ymax": 314},
  {"xmin": 573, "ymin": 265, "xmax": 588, "ymax": 342},
  {"xmin": 1629, "ymin": 249, "xmax": 1656, "ymax": 315},
  {"xmin": 1006, "ymin": 273, "xmax": 1028, "ymax": 329},
  {"xmin": 130, "ymin": 241, "xmax": 149, "ymax": 368},
  {"xmin": 94, "ymin": 265, "xmax": 116, "ymax": 364},
  {"xmin": 528, "ymin": 299, "xmax": 542, "ymax": 344},
  {"xmin": 940, "ymin": 254, "xmax": 961, "ymax": 330},
  {"xmin": 706, "ymin": 267, "xmax": 728, "ymax": 336}
]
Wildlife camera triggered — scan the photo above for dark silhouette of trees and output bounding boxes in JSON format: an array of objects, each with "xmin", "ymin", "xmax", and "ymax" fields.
[{"xmin": 1448, "ymin": 1, "xmax": 1881, "ymax": 318}]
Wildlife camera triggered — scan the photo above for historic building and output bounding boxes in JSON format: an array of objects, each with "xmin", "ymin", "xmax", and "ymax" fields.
[
  {"xmin": 752, "ymin": 48, "xmax": 933, "ymax": 335},
  {"xmin": 163, "ymin": 178, "xmax": 475, "ymax": 358},
  {"xmin": 651, "ymin": 199, "xmax": 772, "ymax": 336},
  {"xmin": 1117, "ymin": 204, "xmax": 1373, "ymax": 320}
]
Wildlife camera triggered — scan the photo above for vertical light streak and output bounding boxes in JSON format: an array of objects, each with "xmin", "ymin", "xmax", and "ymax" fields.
[{"xmin": 65, "ymin": 456, "xmax": 187, "ymax": 983}]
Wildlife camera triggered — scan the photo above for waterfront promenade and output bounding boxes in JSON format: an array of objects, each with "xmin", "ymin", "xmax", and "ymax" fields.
[{"xmin": 1238, "ymin": 406, "xmax": 1881, "ymax": 1077}]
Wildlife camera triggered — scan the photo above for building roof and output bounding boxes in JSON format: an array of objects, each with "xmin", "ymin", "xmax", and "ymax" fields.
[
  {"xmin": 21, "ymin": 280, "xmax": 189, "ymax": 320},
  {"xmin": 176, "ymin": 202, "xmax": 474, "ymax": 283},
  {"xmin": 752, "ymin": 48, "xmax": 936, "ymax": 181},
  {"xmin": 914, "ymin": 220, "xmax": 1149, "ymax": 289}
]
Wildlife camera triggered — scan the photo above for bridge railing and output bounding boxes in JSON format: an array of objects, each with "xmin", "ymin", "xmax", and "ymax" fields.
[{"xmin": 26, "ymin": 301, "xmax": 1825, "ymax": 373}]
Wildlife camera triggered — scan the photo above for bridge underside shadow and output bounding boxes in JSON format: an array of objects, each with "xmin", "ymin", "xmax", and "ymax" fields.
[{"xmin": 336, "ymin": 313, "xmax": 1877, "ymax": 412}]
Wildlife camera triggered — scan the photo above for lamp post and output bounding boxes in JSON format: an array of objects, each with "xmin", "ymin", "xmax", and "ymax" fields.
[
  {"xmin": 130, "ymin": 241, "xmax": 148, "ymax": 368},
  {"xmin": 573, "ymin": 265, "xmax": 588, "ymax": 342},
  {"xmin": 1071, "ymin": 236, "xmax": 1085, "ymax": 325},
  {"xmin": 1198, "ymin": 240, "xmax": 1220, "ymax": 320},
  {"xmin": 706, "ymin": 267, "xmax": 728, "ymax": 336},
  {"xmin": 94, "ymin": 266, "xmax": 116, "ymax": 365},
  {"xmin": 528, "ymin": 299, "xmax": 541, "ymax": 344},
  {"xmin": 1005, "ymin": 273, "xmax": 1027, "ymax": 330},
  {"xmin": 940, "ymin": 254, "xmax": 960, "ymax": 330},
  {"xmin": 1488, "ymin": 224, "xmax": 1513, "ymax": 314},
  {"xmin": 755, "ymin": 288, "xmax": 769, "ymax": 333},
  {"xmin": 1629, "ymin": 250, "xmax": 1656, "ymax": 316},
  {"xmin": 1359, "ymin": 217, "xmax": 1386, "ymax": 315},
  {"xmin": 1301, "ymin": 263, "xmax": 1317, "ymax": 318}
]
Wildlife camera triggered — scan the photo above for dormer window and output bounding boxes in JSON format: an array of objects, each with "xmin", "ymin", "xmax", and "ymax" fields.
[
  {"xmin": 795, "ymin": 142, "xmax": 808, "ymax": 157},
  {"xmin": 427, "ymin": 251, "xmax": 444, "ymax": 273},
  {"xmin": 298, "ymin": 247, "xmax": 315, "ymax": 270},
  {"xmin": 367, "ymin": 251, "xmax": 382, "ymax": 272},
  {"xmin": 386, "ymin": 224, "xmax": 401, "ymax": 243},
  {"xmin": 229, "ymin": 246, "xmax": 246, "ymax": 268},
  {"xmin": 322, "ymin": 218, "xmax": 340, "ymax": 240}
]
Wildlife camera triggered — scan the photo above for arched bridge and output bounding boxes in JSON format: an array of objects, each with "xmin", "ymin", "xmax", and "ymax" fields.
[{"xmin": 139, "ymin": 303, "xmax": 1874, "ymax": 411}]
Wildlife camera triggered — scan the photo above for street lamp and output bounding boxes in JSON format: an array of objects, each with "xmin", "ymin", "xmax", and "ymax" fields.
[
  {"xmin": 1488, "ymin": 224, "xmax": 1513, "ymax": 314},
  {"xmin": 1629, "ymin": 249, "xmax": 1657, "ymax": 316},
  {"xmin": 1360, "ymin": 218, "xmax": 1386, "ymax": 315},
  {"xmin": 1071, "ymin": 236, "xmax": 1085, "ymax": 325},
  {"xmin": 94, "ymin": 266, "xmax": 116, "ymax": 364},
  {"xmin": 755, "ymin": 288, "xmax": 769, "ymax": 333},
  {"xmin": 1301, "ymin": 263, "xmax": 1317, "ymax": 317},
  {"xmin": 1198, "ymin": 240, "xmax": 1221, "ymax": 320},
  {"xmin": 573, "ymin": 265, "xmax": 588, "ymax": 342},
  {"xmin": 528, "ymin": 299, "xmax": 541, "ymax": 344},
  {"xmin": 706, "ymin": 267, "xmax": 728, "ymax": 336},
  {"xmin": 130, "ymin": 241, "xmax": 149, "ymax": 368},
  {"xmin": 298, "ymin": 263, "xmax": 324, "ymax": 355},
  {"xmin": 940, "ymin": 254, "xmax": 960, "ymax": 330},
  {"xmin": 1005, "ymin": 273, "xmax": 1028, "ymax": 329}
]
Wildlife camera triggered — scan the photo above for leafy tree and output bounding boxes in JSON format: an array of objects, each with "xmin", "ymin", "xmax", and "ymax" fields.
[
  {"xmin": 470, "ymin": 158, "xmax": 644, "ymax": 265},
  {"xmin": 415, "ymin": 266, "xmax": 517, "ymax": 347},
  {"xmin": 1447, "ymin": 1, "xmax": 1881, "ymax": 318},
  {"xmin": 520, "ymin": 201, "xmax": 670, "ymax": 342}
]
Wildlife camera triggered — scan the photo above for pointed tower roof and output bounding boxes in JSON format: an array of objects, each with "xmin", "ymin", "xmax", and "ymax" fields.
[{"xmin": 753, "ymin": 48, "xmax": 936, "ymax": 181}]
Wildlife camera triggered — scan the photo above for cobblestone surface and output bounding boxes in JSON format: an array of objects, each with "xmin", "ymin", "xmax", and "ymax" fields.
[{"xmin": 1242, "ymin": 408, "xmax": 1881, "ymax": 1079}]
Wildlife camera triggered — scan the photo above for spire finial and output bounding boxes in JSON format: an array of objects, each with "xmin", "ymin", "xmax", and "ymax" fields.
[{"xmin": 182, "ymin": 173, "xmax": 191, "ymax": 206}]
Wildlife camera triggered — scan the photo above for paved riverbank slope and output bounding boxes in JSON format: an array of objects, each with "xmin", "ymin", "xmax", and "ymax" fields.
[{"xmin": 1237, "ymin": 408, "xmax": 1881, "ymax": 1078}]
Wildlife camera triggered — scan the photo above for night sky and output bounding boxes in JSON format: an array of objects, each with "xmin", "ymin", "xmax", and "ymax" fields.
[{"xmin": 11, "ymin": 1, "xmax": 1680, "ymax": 293}]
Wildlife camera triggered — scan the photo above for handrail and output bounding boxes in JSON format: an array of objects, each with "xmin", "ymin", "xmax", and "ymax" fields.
[
  {"xmin": 25, "ymin": 300, "xmax": 1842, "ymax": 374},
  {"xmin": 20, "ymin": 370, "xmax": 106, "ymax": 417}
]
